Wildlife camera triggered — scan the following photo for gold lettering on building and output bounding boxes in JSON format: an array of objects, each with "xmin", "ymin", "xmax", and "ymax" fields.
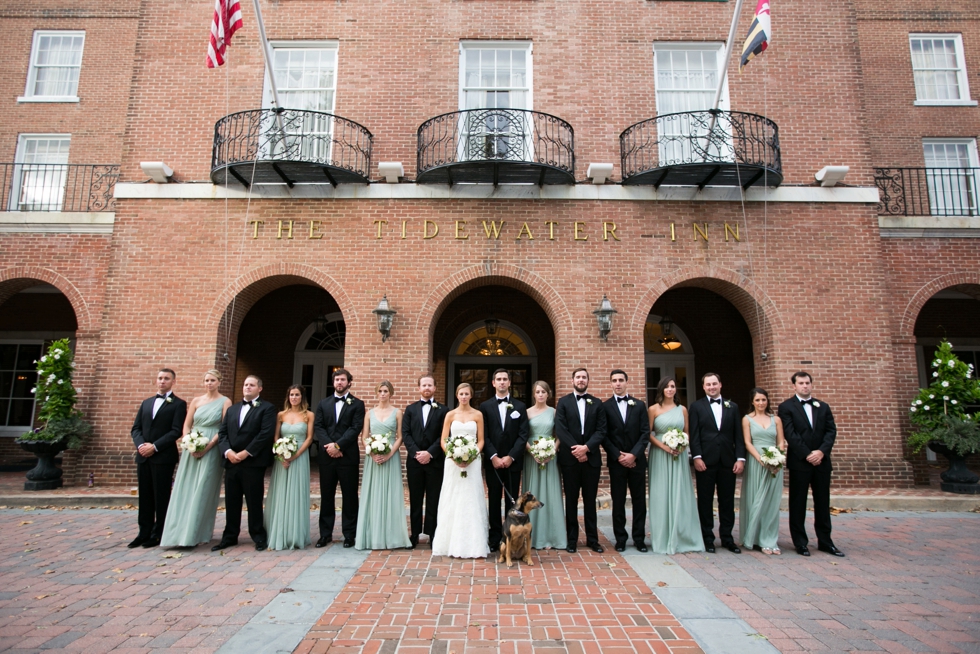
[
  {"xmin": 724, "ymin": 222, "xmax": 740, "ymax": 242},
  {"xmin": 693, "ymin": 222, "xmax": 708, "ymax": 241},
  {"xmin": 670, "ymin": 222, "xmax": 676, "ymax": 242},
  {"xmin": 277, "ymin": 220, "xmax": 293, "ymax": 240},
  {"xmin": 546, "ymin": 221, "xmax": 558, "ymax": 240},
  {"xmin": 401, "ymin": 220, "xmax": 407, "ymax": 240},
  {"xmin": 309, "ymin": 220, "xmax": 323, "ymax": 239},
  {"xmin": 517, "ymin": 222, "xmax": 534, "ymax": 240},
  {"xmin": 455, "ymin": 220, "xmax": 468, "ymax": 240},
  {"xmin": 423, "ymin": 220, "xmax": 439, "ymax": 239},
  {"xmin": 249, "ymin": 220, "xmax": 264, "ymax": 239},
  {"xmin": 603, "ymin": 222, "xmax": 620, "ymax": 242},
  {"xmin": 482, "ymin": 220, "xmax": 504, "ymax": 239},
  {"xmin": 574, "ymin": 222, "xmax": 588, "ymax": 241},
  {"xmin": 374, "ymin": 220, "xmax": 387, "ymax": 239}
]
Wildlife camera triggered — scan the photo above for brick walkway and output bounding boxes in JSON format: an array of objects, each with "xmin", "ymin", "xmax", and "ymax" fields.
[{"xmin": 295, "ymin": 545, "xmax": 700, "ymax": 654}]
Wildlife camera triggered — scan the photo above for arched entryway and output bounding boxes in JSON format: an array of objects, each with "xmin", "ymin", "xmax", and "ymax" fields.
[
  {"xmin": 644, "ymin": 314, "xmax": 694, "ymax": 406},
  {"xmin": 432, "ymin": 284, "xmax": 555, "ymax": 406}
]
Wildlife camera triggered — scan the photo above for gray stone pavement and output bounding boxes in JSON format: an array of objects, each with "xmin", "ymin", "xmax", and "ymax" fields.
[{"xmin": 1, "ymin": 506, "xmax": 978, "ymax": 653}]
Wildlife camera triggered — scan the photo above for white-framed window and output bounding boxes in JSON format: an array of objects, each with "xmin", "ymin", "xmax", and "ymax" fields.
[
  {"xmin": 19, "ymin": 31, "xmax": 84, "ymax": 102},
  {"xmin": 459, "ymin": 42, "xmax": 533, "ymax": 161},
  {"xmin": 0, "ymin": 341, "xmax": 43, "ymax": 431},
  {"xmin": 9, "ymin": 135, "xmax": 71, "ymax": 211},
  {"xmin": 262, "ymin": 42, "xmax": 338, "ymax": 162},
  {"xmin": 923, "ymin": 138, "xmax": 980, "ymax": 216},
  {"xmin": 653, "ymin": 42, "xmax": 730, "ymax": 164},
  {"xmin": 909, "ymin": 34, "xmax": 976, "ymax": 106}
]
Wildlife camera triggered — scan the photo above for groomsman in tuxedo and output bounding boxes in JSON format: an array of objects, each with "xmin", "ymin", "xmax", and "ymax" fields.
[
  {"xmin": 778, "ymin": 372, "xmax": 843, "ymax": 557},
  {"xmin": 555, "ymin": 368, "xmax": 607, "ymax": 553},
  {"xmin": 129, "ymin": 368, "xmax": 187, "ymax": 548},
  {"xmin": 689, "ymin": 372, "xmax": 745, "ymax": 553},
  {"xmin": 601, "ymin": 369, "xmax": 650, "ymax": 552},
  {"xmin": 402, "ymin": 374, "xmax": 449, "ymax": 548},
  {"xmin": 214, "ymin": 374, "xmax": 276, "ymax": 551},
  {"xmin": 480, "ymin": 368, "xmax": 529, "ymax": 552},
  {"xmin": 313, "ymin": 368, "xmax": 365, "ymax": 548}
]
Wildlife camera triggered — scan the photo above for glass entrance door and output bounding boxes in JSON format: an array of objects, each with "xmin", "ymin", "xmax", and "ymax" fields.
[{"xmin": 454, "ymin": 364, "xmax": 532, "ymax": 407}]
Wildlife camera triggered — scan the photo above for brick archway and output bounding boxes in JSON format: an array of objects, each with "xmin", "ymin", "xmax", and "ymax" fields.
[
  {"xmin": 900, "ymin": 272, "xmax": 980, "ymax": 340},
  {"xmin": 0, "ymin": 267, "xmax": 92, "ymax": 335}
]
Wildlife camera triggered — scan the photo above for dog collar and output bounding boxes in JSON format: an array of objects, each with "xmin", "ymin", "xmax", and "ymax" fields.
[{"xmin": 512, "ymin": 510, "xmax": 526, "ymax": 517}]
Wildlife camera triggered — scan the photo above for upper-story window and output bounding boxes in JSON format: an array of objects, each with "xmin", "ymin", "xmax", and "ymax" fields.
[
  {"xmin": 909, "ymin": 34, "xmax": 976, "ymax": 106},
  {"xmin": 9, "ymin": 135, "xmax": 70, "ymax": 211},
  {"xmin": 20, "ymin": 31, "xmax": 85, "ymax": 102},
  {"xmin": 922, "ymin": 138, "xmax": 979, "ymax": 216}
]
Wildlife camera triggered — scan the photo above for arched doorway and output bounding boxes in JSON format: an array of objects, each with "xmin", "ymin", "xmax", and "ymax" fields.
[
  {"xmin": 0, "ymin": 281, "xmax": 78, "ymax": 443},
  {"xmin": 644, "ymin": 314, "xmax": 694, "ymax": 407},
  {"xmin": 293, "ymin": 313, "xmax": 345, "ymax": 405},
  {"xmin": 432, "ymin": 284, "xmax": 555, "ymax": 406}
]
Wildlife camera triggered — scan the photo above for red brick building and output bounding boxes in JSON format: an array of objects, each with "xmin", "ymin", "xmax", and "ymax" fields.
[{"xmin": 1, "ymin": 0, "xmax": 977, "ymax": 488}]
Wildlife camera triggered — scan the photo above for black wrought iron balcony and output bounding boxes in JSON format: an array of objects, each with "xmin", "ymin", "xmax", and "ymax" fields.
[
  {"xmin": 211, "ymin": 108, "xmax": 373, "ymax": 187},
  {"xmin": 416, "ymin": 108, "xmax": 575, "ymax": 185},
  {"xmin": 0, "ymin": 163, "xmax": 118, "ymax": 212},
  {"xmin": 620, "ymin": 110, "xmax": 782, "ymax": 189},
  {"xmin": 875, "ymin": 167, "xmax": 980, "ymax": 216}
]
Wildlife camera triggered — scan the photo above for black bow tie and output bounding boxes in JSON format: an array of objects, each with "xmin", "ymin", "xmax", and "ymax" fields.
[
  {"xmin": 801, "ymin": 398, "xmax": 814, "ymax": 405},
  {"xmin": 576, "ymin": 395, "xmax": 588, "ymax": 402},
  {"xmin": 242, "ymin": 399, "xmax": 253, "ymax": 407},
  {"xmin": 156, "ymin": 394, "xmax": 167, "ymax": 400},
  {"xmin": 497, "ymin": 397, "xmax": 510, "ymax": 404},
  {"xmin": 421, "ymin": 399, "xmax": 432, "ymax": 405},
  {"xmin": 616, "ymin": 396, "xmax": 629, "ymax": 403},
  {"xmin": 709, "ymin": 398, "xmax": 722, "ymax": 404},
  {"xmin": 335, "ymin": 396, "xmax": 346, "ymax": 402}
]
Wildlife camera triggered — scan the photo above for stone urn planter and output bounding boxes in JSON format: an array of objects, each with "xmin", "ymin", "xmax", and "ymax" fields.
[
  {"xmin": 929, "ymin": 442, "xmax": 980, "ymax": 494},
  {"xmin": 16, "ymin": 437, "xmax": 69, "ymax": 491}
]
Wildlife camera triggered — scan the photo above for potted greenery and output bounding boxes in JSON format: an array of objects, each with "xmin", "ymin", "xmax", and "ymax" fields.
[
  {"xmin": 15, "ymin": 339, "xmax": 92, "ymax": 490},
  {"xmin": 907, "ymin": 340, "xmax": 980, "ymax": 494}
]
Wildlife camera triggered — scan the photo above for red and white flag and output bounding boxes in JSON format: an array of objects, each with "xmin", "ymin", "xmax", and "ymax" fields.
[{"xmin": 207, "ymin": 0, "xmax": 243, "ymax": 68}]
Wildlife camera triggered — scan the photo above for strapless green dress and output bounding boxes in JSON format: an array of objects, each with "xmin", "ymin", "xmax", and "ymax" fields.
[
  {"xmin": 264, "ymin": 420, "xmax": 312, "ymax": 550},
  {"xmin": 522, "ymin": 408, "xmax": 566, "ymax": 549},
  {"xmin": 648, "ymin": 406, "xmax": 705, "ymax": 554},
  {"xmin": 739, "ymin": 416, "xmax": 783, "ymax": 550},
  {"xmin": 355, "ymin": 409, "xmax": 411, "ymax": 550}
]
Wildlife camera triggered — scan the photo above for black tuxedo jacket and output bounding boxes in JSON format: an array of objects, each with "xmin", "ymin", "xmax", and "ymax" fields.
[
  {"xmin": 217, "ymin": 398, "xmax": 276, "ymax": 468},
  {"xmin": 131, "ymin": 394, "xmax": 187, "ymax": 466},
  {"xmin": 555, "ymin": 393, "xmax": 607, "ymax": 468},
  {"xmin": 778, "ymin": 397, "xmax": 837, "ymax": 471},
  {"xmin": 313, "ymin": 394, "xmax": 366, "ymax": 468},
  {"xmin": 689, "ymin": 397, "xmax": 744, "ymax": 467},
  {"xmin": 601, "ymin": 396, "xmax": 650, "ymax": 467},
  {"xmin": 479, "ymin": 396, "xmax": 529, "ymax": 466},
  {"xmin": 402, "ymin": 399, "xmax": 448, "ymax": 463}
]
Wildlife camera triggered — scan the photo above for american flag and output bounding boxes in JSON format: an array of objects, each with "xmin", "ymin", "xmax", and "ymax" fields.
[
  {"xmin": 739, "ymin": 0, "xmax": 771, "ymax": 72},
  {"xmin": 207, "ymin": 0, "xmax": 243, "ymax": 68}
]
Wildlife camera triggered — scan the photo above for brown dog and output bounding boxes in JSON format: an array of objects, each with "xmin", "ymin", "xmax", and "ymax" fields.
[{"xmin": 498, "ymin": 492, "xmax": 543, "ymax": 567}]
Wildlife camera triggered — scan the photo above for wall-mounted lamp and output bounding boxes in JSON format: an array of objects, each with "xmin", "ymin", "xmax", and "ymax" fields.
[
  {"xmin": 378, "ymin": 162, "xmax": 404, "ymax": 184},
  {"xmin": 658, "ymin": 314, "xmax": 682, "ymax": 351},
  {"xmin": 593, "ymin": 295, "xmax": 617, "ymax": 341},
  {"xmin": 372, "ymin": 295, "xmax": 396, "ymax": 342},
  {"xmin": 814, "ymin": 165, "xmax": 850, "ymax": 187},
  {"xmin": 140, "ymin": 161, "xmax": 173, "ymax": 183},
  {"xmin": 587, "ymin": 163, "xmax": 614, "ymax": 185}
]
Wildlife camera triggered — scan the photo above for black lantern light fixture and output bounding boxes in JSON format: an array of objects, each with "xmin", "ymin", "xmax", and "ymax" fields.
[
  {"xmin": 658, "ymin": 314, "xmax": 682, "ymax": 351},
  {"xmin": 372, "ymin": 295, "xmax": 396, "ymax": 342},
  {"xmin": 593, "ymin": 295, "xmax": 617, "ymax": 341}
]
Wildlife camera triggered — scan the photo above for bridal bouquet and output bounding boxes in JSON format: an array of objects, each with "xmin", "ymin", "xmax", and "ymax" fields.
[
  {"xmin": 662, "ymin": 428, "xmax": 689, "ymax": 461},
  {"xmin": 273, "ymin": 434, "xmax": 299, "ymax": 461},
  {"xmin": 529, "ymin": 436, "xmax": 557, "ymax": 469},
  {"xmin": 759, "ymin": 446, "xmax": 786, "ymax": 477},
  {"xmin": 366, "ymin": 433, "xmax": 392, "ymax": 458},
  {"xmin": 181, "ymin": 429, "xmax": 209, "ymax": 453},
  {"xmin": 446, "ymin": 432, "xmax": 480, "ymax": 477}
]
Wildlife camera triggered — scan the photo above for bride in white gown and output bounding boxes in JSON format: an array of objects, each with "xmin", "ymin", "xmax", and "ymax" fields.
[{"xmin": 431, "ymin": 383, "xmax": 490, "ymax": 559}]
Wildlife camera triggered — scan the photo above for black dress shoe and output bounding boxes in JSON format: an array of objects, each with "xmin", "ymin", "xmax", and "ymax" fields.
[
  {"xmin": 127, "ymin": 536, "xmax": 148, "ymax": 549},
  {"xmin": 796, "ymin": 545, "xmax": 810, "ymax": 556},
  {"xmin": 141, "ymin": 538, "xmax": 161, "ymax": 548},
  {"xmin": 724, "ymin": 543, "xmax": 742, "ymax": 554},
  {"xmin": 566, "ymin": 545, "xmax": 577, "ymax": 553},
  {"xmin": 315, "ymin": 536, "xmax": 332, "ymax": 548},
  {"xmin": 705, "ymin": 544, "xmax": 716, "ymax": 553},
  {"xmin": 343, "ymin": 538, "xmax": 355, "ymax": 548},
  {"xmin": 589, "ymin": 543, "xmax": 604, "ymax": 553},
  {"xmin": 254, "ymin": 542, "xmax": 267, "ymax": 552},
  {"xmin": 211, "ymin": 539, "xmax": 237, "ymax": 552},
  {"xmin": 614, "ymin": 543, "xmax": 626, "ymax": 552},
  {"xmin": 635, "ymin": 544, "xmax": 648, "ymax": 553},
  {"xmin": 409, "ymin": 535, "xmax": 419, "ymax": 549},
  {"xmin": 818, "ymin": 544, "xmax": 845, "ymax": 557},
  {"xmin": 489, "ymin": 542, "xmax": 500, "ymax": 553}
]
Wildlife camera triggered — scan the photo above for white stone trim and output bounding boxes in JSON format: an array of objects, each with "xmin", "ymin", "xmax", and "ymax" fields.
[
  {"xmin": 879, "ymin": 215, "xmax": 980, "ymax": 238},
  {"xmin": 0, "ymin": 212, "xmax": 114, "ymax": 234}
]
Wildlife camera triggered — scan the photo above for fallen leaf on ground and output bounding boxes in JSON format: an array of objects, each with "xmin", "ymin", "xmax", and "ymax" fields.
[
  {"xmin": 34, "ymin": 594, "xmax": 51, "ymax": 599},
  {"xmin": 20, "ymin": 521, "xmax": 32, "ymax": 525},
  {"xmin": 44, "ymin": 570, "xmax": 54, "ymax": 575},
  {"xmin": 244, "ymin": 588, "xmax": 254, "ymax": 592},
  {"xmin": 829, "ymin": 506, "xmax": 851, "ymax": 516},
  {"xmin": 56, "ymin": 529, "xmax": 67, "ymax": 533},
  {"xmin": 162, "ymin": 552, "xmax": 182, "ymax": 559},
  {"xmin": 112, "ymin": 569, "xmax": 123, "ymax": 574},
  {"xmin": 657, "ymin": 581, "xmax": 667, "ymax": 587}
]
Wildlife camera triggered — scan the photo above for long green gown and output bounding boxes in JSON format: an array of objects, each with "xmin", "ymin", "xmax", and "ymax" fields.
[
  {"xmin": 264, "ymin": 421, "xmax": 312, "ymax": 550},
  {"xmin": 160, "ymin": 396, "xmax": 227, "ymax": 547},
  {"xmin": 648, "ymin": 405, "xmax": 705, "ymax": 555},
  {"xmin": 355, "ymin": 409, "xmax": 411, "ymax": 550},
  {"xmin": 523, "ymin": 407, "xmax": 566, "ymax": 550},
  {"xmin": 739, "ymin": 416, "xmax": 783, "ymax": 550}
]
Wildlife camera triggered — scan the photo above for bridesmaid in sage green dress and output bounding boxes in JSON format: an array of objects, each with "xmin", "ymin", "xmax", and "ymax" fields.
[
  {"xmin": 265, "ymin": 385, "xmax": 313, "ymax": 550},
  {"xmin": 524, "ymin": 381, "xmax": 566, "ymax": 550},
  {"xmin": 355, "ymin": 380, "xmax": 412, "ymax": 550},
  {"xmin": 161, "ymin": 369, "xmax": 232, "ymax": 547},
  {"xmin": 648, "ymin": 376, "xmax": 705, "ymax": 555},
  {"xmin": 739, "ymin": 388, "xmax": 787, "ymax": 554}
]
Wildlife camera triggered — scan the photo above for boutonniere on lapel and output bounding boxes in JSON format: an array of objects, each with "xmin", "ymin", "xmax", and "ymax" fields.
[
  {"xmin": 627, "ymin": 399, "xmax": 636, "ymax": 406},
  {"xmin": 723, "ymin": 400, "xmax": 731, "ymax": 409},
  {"xmin": 506, "ymin": 403, "xmax": 514, "ymax": 410},
  {"xmin": 165, "ymin": 396, "xmax": 173, "ymax": 404},
  {"xmin": 345, "ymin": 398, "xmax": 352, "ymax": 406},
  {"xmin": 586, "ymin": 398, "xmax": 593, "ymax": 405},
  {"xmin": 812, "ymin": 401, "xmax": 820, "ymax": 408},
  {"xmin": 431, "ymin": 401, "xmax": 439, "ymax": 409}
]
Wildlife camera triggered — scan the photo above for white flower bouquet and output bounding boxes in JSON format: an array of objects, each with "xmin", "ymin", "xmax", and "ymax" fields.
[
  {"xmin": 273, "ymin": 434, "xmax": 299, "ymax": 461},
  {"xmin": 759, "ymin": 445, "xmax": 786, "ymax": 477},
  {"xmin": 529, "ymin": 436, "xmax": 557, "ymax": 469},
  {"xmin": 366, "ymin": 433, "xmax": 392, "ymax": 458},
  {"xmin": 181, "ymin": 429, "xmax": 209, "ymax": 453},
  {"xmin": 662, "ymin": 428, "xmax": 689, "ymax": 461},
  {"xmin": 446, "ymin": 432, "xmax": 480, "ymax": 477}
]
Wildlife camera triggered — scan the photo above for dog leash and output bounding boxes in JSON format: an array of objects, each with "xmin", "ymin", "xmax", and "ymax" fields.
[{"xmin": 491, "ymin": 463, "xmax": 517, "ymax": 505}]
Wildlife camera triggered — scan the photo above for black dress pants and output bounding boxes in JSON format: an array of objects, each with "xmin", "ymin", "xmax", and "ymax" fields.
[
  {"xmin": 406, "ymin": 458, "xmax": 443, "ymax": 539},
  {"xmin": 223, "ymin": 465, "xmax": 267, "ymax": 544},
  {"xmin": 486, "ymin": 464, "xmax": 522, "ymax": 546},
  {"xmin": 136, "ymin": 459, "xmax": 176, "ymax": 540},
  {"xmin": 560, "ymin": 462, "xmax": 600, "ymax": 546},
  {"xmin": 695, "ymin": 463, "xmax": 736, "ymax": 545},
  {"xmin": 609, "ymin": 461, "xmax": 647, "ymax": 545},
  {"xmin": 788, "ymin": 462, "xmax": 833, "ymax": 548},
  {"xmin": 318, "ymin": 462, "xmax": 359, "ymax": 540}
]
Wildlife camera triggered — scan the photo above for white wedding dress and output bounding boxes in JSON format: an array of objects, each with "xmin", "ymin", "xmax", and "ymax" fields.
[{"xmin": 431, "ymin": 420, "xmax": 490, "ymax": 559}]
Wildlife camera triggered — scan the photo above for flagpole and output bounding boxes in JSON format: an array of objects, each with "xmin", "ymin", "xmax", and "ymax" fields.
[
  {"xmin": 702, "ymin": 0, "xmax": 745, "ymax": 162},
  {"xmin": 250, "ymin": 0, "xmax": 288, "ymax": 141}
]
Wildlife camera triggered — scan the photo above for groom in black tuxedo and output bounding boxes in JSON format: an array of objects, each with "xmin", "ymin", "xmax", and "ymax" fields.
[
  {"xmin": 601, "ymin": 369, "xmax": 650, "ymax": 552},
  {"xmin": 778, "ymin": 371, "xmax": 843, "ymax": 557},
  {"xmin": 215, "ymin": 374, "xmax": 276, "ymax": 551},
  {"xmin": 313, "ymin": 368, "xmax": 365, "ymax": 548},
  {"xmin": 480, "ymin": 368, "xmax": 529, "ymax": 552},
  {"xmin": 402, "ymin": 374, "xmax": 449, "ymax": 548},
  {"xmin": 689, "ymin": 372, "xmax": 745, "ymax": 553},
  {"xmin": 129, "ymin": 368, "xmax": 187, "ymax": 548},
  {"xmin": 555, "ymin": 368, "xmax": 607, "ymax": 553}
]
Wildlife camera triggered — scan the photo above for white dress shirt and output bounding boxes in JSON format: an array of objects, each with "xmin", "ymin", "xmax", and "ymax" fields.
[
  {"xmin": 151, "ymin": 392, "xmax": 170, "ymax": 419},
  {"xmin": 496, "ymin": 395, "xmax": 510, "ymax": 429},
  {"xmin": 614, "ymin": 395, "xmax": 628, "ymax": 422},
  {"xmin": 796, "ymin": 394, "xmax": 814, "ymax": 427},
  {"xmin": 334, "ymin": 394, "xmax": 347, "ymax": 422},
  {"xmin": 576, "ymin": 395, "xmax": 587, "ymax": 435},
  {"xmin": 709, "ymin": 396, "xmax": 723, "ymax": 430},
  {"xmin": 421, "ymin": 399, "xmax": 431, "ymax": 427}
]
